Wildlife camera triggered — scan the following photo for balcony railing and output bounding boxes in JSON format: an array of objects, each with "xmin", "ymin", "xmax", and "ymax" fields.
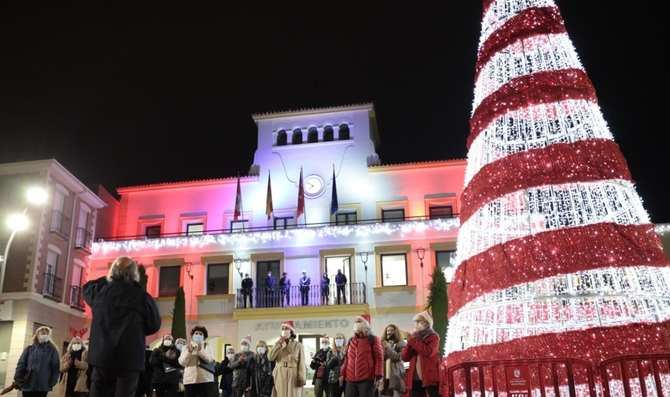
[
  {"xmin": 49, "ymin": 210, "xmax": 71, "ymax": 237},
  {"xmin": 74, "ymin": 227, "xmax": 92, "ymax": 251},
  {"xmin": 69, "ymin": 285, "xmax": 85, "ymax": 310},
  {"xmin": 235, "ymin": 283, "xmax": 366, "ymax": 309},
  {"xmin": 42, "ymin": 273, "xmax": 63, "ymax": 300}
]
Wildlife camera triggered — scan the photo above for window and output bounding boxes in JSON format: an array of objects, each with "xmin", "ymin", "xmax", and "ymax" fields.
[
  {"xmin": 50, "ymin": 190, "xmax": 70, "ymax": 236},
  {"xmin": 230, "ymin": 220, "xmax": 248, "ymax": 233},
  {"xmin": 207, "ymin": 263, "xmax": 230, "ymax": 295},
  {"xmin": 380, "ymin": 254, "xmax": 407, "ymax": 286},
  {"xmin": 338, "ymin": 124, "xmax": 350, "ymax": 140},
  {"xmin": 186, "ymin": 222, "xmax": 204, "ymax": 236},
  {"xmin": 273, "ymin": 216, "xmax": 293, "ymax": 230},
  {"xmin": 276, "ymin": 130, "xmax": 288, "ymax": 146},
  {"xmin": 335, "ymin": 211, "xmax": 357, "ymax": 225},
  {"xmin": 159, "ymin": 266, "xmax": 181, "ymax": 297},
  {"xmin": 323, "ymin": 126, "xmax": 334, "ymax": 141},
  {"xmin": 43, "ymin": 250, "xmax": 59, "ymax": 297},
  {"xmin": 75, "ymin": 207, "xmax": 91, "ymax": 249},
  {"xmin": 382, "ymin": 209, "xmax": 405, "ymax": 222},
  {"xmin": 307, "ymin": 127, "xmax": 318, "ymax": 143},
  {"xmin": 436, "ymin": 250, "xmax": 458, "ymax": 283},
  {"xmin": 292, "ymin": 129, "xmax": 303, "ymax": 144},
  {"xmin": 429, "ymin": 205, "xmax": 454, "ymax": 219},
  {"xmin": 145, "ymin": 225, "xmax": 161, "ymax": 238},
  {"xmin": 70, "ymin": 264, "xmax": 84, "ymax": 308}
]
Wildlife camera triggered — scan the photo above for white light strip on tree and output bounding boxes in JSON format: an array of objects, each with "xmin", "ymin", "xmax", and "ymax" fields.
[
  {"xmin": 456, "ymin": 179, "xmax": 650, "ymax": 265},
  {"xmin": 480, "ymin": 0, "xmax": 557, "ymax": 49},
  {"xmin": 465, "ymin": 99, "xmax": 614, "ymax": 185},
  {"xmin": 473, "ymin": 33, "xmax": 583, "ymax": 109},
  {"xmin": 91, "ymin": 217, "xmax": 460, "ymax": 256},
  {"xmin": 446, "ymin": 266, "xmax": 670, "ymax": 352},
  {"xmin": 656, "ymin": 224, "xmax": 670, "ymax": 235}
]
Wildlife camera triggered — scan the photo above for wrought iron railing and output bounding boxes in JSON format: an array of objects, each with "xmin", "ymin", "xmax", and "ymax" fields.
[
  {"xmin": 74, "ymin": 227, "xmax": 92, "ymax": 250},
  {"xmin": 69, "ymin": 285, "xmax": 85, "ymax": 310},
  {"xmin": 49, "ymin": 210, "xmax": 71, "ymax": 237},
  {"xmin": 235, "ymin": 282, "xmax": 366, "ymax": 309},
  {"xmin": 42, "ymin": 273, "xmax": 63, "ymax": 300}
]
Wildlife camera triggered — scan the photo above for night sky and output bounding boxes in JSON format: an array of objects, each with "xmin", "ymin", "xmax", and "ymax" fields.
[{"xmin": 0, "ymin": 2, "xmax": 667, "ymax": 221}]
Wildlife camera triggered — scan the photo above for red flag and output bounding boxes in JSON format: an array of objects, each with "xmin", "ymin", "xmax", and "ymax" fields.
[
  {"xmin": 234, "ymin": 176, "xmax": 242, "ymax": 221},
  {"xmin": 265, "ymin": 172, "xmax": 273, "ymax": 220},
  {"xmin": 296, "ymin": 168, "xmax": 305, "ymax": 219}
]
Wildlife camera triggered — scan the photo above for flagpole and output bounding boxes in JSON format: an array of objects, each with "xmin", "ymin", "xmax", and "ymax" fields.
[{"xmin": 301, "ymin": 167, "xmax": 307, "ymax": 226}]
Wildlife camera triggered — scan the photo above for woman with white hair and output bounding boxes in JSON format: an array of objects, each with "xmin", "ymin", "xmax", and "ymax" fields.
[
  {"xmin": 13, "ymin": 326, "xmax": 60, "ymax": 397},
  {"xmin": 55, "ymin": 336, "xmax": 89, "ymax": 397}
]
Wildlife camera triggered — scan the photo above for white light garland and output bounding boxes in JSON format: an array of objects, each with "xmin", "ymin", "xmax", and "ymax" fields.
[
  {"xmin": 457, "ymin": 179, "xmax": 649, "ymax": 265},
  {"xmin": 656, "ymin": 224, "xmax": 670, "ymax": 235},
  {"xmin": 92, "ymin": 218, "xmax": 460, "ymax": 257},
  {"xmin": 480, "ymin": 0, "xmax": 557, "ymax": 49},
  {"xmin": 446, "ymin": 266, "xmax": 670, "ymax": 352}
]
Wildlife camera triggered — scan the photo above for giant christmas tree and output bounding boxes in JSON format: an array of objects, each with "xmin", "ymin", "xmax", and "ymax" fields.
[{"xmin": 446, "ymin": 0, "xmax": 670, "ymax": 392}]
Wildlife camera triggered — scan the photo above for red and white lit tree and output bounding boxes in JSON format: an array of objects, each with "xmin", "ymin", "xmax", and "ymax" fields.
[{"xmin": 446, "ymin": 0, "xmax": 670, "ymax": 393}]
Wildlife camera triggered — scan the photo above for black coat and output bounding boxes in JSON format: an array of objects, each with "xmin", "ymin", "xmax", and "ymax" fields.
[
  {"xmin": 229, "ymin": 351, "xmax": 255, "ymax": 390},
  {"xmin": 216, "ymin": 357, "xmax": 233, "ymax": 391},
  {"xmin": 335, "ymin": 273, "xmax": 347, "ymax": 286},
  {"xmin": 83, "ymin": 277, "xmax": 161, "ymax": 371},
  {"xmin": 254, "ymin": 354, "xmax": 274, "ymax": 397},
  {"xmin": 242, "ymin": 277, "xmax": 253, "ymax": 290},
  {"xmin": 150, "ymin": 345, "xmax": 182, "ymax": 384}
]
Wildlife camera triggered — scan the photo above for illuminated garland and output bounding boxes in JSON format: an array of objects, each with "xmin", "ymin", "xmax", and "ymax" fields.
[
  {"xmin": 481, "ymin": 0, "xmax": 557, "ymax": 46},
  {"xmin": 92, "ymin": 217, "xmax": 460, "ymax": 256}
]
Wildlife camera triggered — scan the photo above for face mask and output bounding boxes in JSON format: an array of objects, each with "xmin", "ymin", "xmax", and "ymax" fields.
[
  {"xmin": 321, "ymin": 343, "xmax": 329, "ymax": 350},
  {"xmin": 226, "ymin": 353, "xmax": 235, "ymax": 361},
  {"xmin": 71, "ymin": 344, "xmax": 82, "ymax": 352},
  {"xmin": 257, "ymin": 347, "xmax": 266, "ymax": 355},
  {"xmin": 192, "ymin": 334, "xmax": 204, "ymax": 344},
  {"xmin": 163, "ymin": 340, "xmax": 173, "ymax": 347},
  {"xmin": 335, "ymin": 339, "xmax": 344, "ymax": 347},
  {"xmin": 241, "ymin": 345, "xmax": 250, "ymax": 352},
  {"xmin": 38, "ymin": 335, "xmax": 49, "ymax": 343},
  {"xmin": 176, "ymin": 344, "xmax": 185, "ymax": 352},
  {"xmin": 281, "ymin": 330, "xmax": 291, "ymax": 338}
]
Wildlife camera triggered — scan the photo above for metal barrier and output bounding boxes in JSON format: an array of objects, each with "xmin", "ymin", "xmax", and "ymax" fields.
[{"xmin": 599, "ymin": 354, "xmax": 670, "ymax": 397}]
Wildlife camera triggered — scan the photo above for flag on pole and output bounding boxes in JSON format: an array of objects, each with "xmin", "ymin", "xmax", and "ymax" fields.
[
  {"xmin": 330, "ymin": 165, "xmax": 339, "ymax": 215},
  {"xmin": 234, "ymin": 176, "xmax": 242, "ymax": 221},
  {"xmin": 265, "ymin": 172, "xmax": 274, "ymax": 220},
  {"xmin": 296, "ymin": 167, "xmax": 305, "ymax": 220}
]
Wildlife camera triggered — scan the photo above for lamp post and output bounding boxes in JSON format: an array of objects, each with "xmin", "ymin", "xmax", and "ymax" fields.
[
  {"xmin": 357, "ymin": 250, "xmax": 373, "ymax": 303},
  {"xmin": 1, "ymin": 186, "xmax": 49, "ymax": 295},
  {"xmin": 415, "ymin": 248, "xmax": 426, "ymax": 303}
]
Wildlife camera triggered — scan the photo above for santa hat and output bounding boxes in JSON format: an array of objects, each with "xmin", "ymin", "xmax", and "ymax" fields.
[
  {"xmin": 281, "ymin": 320, "xmax": 295, "ymax": 332},
  {"xmin": 241, "ymin": 335, "xmax": 252, "ymax": 345},
  {"xmin": 413, "ymin": 310, "xmax": 434, "ymax": 328},
  {"xmin": 355, "ymin": 314, "xmax": 371, "ymax": 328}
]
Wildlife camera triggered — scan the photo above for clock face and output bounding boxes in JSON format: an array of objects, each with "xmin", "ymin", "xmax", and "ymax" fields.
[{"xmin": 304, "ymin": 174, "xmax": 325, "ymax": 198}]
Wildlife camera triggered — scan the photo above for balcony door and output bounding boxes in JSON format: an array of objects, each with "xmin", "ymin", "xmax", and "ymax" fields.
[
  {"xmin": 256, "ymin": 260, "xmax": 280, "ymax": 307},
  {"xmin": 325, "ymin": 256, "xmax": 352, "ymax": 304}
]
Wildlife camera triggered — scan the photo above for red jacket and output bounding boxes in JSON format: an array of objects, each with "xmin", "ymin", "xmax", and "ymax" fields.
[
  {"xmin": 341, "ymin": 334, "xmax": 384, "ymax": 382},
  {"xmin": 401, "ymin": 330, "xmax": 441, "ymax": 389}
]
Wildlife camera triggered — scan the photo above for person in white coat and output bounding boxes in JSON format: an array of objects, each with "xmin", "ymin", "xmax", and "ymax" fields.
[{"xmin": 178, "ymin": 326, "xmax": 217, "ymax": 397}]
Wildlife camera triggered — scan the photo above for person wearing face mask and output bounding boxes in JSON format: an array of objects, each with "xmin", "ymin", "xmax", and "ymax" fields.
[
  {"xmin": 380, "ymin": 325, "xmax": 406, "ymax": 397},
  {"xmin": 299, "ymin": 271, "xmax": 311, "ymax": 306},
  {"xmin": 241, "ymin": 274, "xmax": 254, "ymax": 308},
  {"xmin": 55, "ymin": 336, "xmax": 89, "ymax": 397},
  {"xmin": 264, "ymin": 271, "xmax": 276, "ymax": 307},
  {"xmin": 339, "ymin": 314, "xmax": 383, "ymax": 397},
  {"xmin": 13, "ymin": 326, "xmax": 60, "ymax": 397},
  {"xmin": 325, "ymin": 333, "xmax": 346, "ymax": 397},
  {"xmin": 216, "ymin": 347, "xmax": 235, "ymax": 397},
  {"xmin": 253, "ymin": 341, "xmax": 274, "ymax": 397},
  {"xmin": 401, "ymin": 311, "xmax": 440, "ymax": 397},
  {"xmin": 151, "ymin": 335, "xmax": 182, "ymax": 397},
  {"xmin": 320, "ymin": 273, "xmax": 331, "ymax": 305},
  {"xmin": 229, "ymin": 336, "xmax": 255, "ymax": 397},
  {"xmin": 178, "ymin": 326, "xmax": 217, "ymax": 397},
  {"xmin": 278, "ymin": 272, "xmax": 291, "ymax": 307},
  {"xmin": 268, "ymin": 321, "xmax": 306, "ymax": 397},
  {"xmin": 310, "ymin": 336, "xmax": 332, "ymax": 397}
]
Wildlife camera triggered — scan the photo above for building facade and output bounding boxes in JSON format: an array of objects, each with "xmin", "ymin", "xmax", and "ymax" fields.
[
  {"xmin": 88, "ymin": 103, "xmax": 466, "ymax": 375},
  {"xmin": 0, "ymin": 160, "xmax": 105, "ymax": 388}
]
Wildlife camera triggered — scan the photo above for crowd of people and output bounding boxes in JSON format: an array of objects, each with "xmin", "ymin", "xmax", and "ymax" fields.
[{"xmin": 7, "ymin": 256, "xmax": 442, "ymax": 397}]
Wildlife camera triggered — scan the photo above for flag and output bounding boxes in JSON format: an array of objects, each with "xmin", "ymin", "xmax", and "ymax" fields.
[
  {"xmin": 296, "ymin": 167, "xmax": 305, "ymax": 219},
  {"xmin": 330, "ymin": 166, "xmax": 339, "ymax": 215},
  {"xmin": 234, "ymin": 176, "xmax": 242, "ymax": 221},
  {"xmin": 265, "ymin": 172, "xmax": 273, "ymax": 220}
]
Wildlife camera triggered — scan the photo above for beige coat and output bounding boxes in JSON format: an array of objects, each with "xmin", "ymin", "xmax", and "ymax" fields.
[
  {"xmin": 269, "ymin": 338, "xmax": 306, "ymax": 397},
  {"xmin": 55, "ymin": 349, "xmax": 89, "ymax": 396},
  {"xmin": 179, "ymin": 342, "xmax": 216, "ymax": 385}
]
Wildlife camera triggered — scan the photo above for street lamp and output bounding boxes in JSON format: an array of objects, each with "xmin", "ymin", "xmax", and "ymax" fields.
[
  {"xmin": 357, "ymin": 250, "xmax": 373, "ymax": 298},
  {"xmin": 415, "ymin": 248, "xmax": 427, "ymax": 302},
  {"xmin": 0, "ymin": 186, "xmax": 49, "ymax": 295}
]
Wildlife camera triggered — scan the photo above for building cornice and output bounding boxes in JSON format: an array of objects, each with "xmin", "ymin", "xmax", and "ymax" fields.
[
  {"xmin": 252, "ymin": 103, "xmax": 374, "ymax": 121},
  {"xmin": 116, "ymin": 175, "xmax": 259, "ymax": 194},
  {"xmin": 368, "ymin": 159, "xmax": 467, "ymax": 173}
]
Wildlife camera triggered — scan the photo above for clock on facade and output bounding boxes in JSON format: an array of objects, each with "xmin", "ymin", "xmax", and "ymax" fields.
[{"xmin": 304, "ymin": 174, "xmax": 325, "ymax": 198}]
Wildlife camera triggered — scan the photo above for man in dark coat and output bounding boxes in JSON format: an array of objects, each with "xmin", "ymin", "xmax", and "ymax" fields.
[
  {"xmin": 279, "ymin": 272, "xmax": 291, "ymax": 307},
  {"xmin": 320, "ymin": 273, "xmax": 330, "ymax": 305},
  {"xmin": 335, "ymin": 269, "xmax": 347, "ymax": 304},
  {"xmin": 299, "ymin": 271, "xmax": 311, "ymax": 306},
  {"xmin": 265, "ymin": 271, "xmax": 276, "ymax": 307},
  {"xmin": 241, "ymin": 274, "xmax": 253, "ymax": 308},
  {"xmin": 83, "ymin": 256, "xmax": 161, "ymax": 397}
]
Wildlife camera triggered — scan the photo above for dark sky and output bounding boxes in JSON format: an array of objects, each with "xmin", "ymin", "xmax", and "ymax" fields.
[{"xmin": 0, "ymin": 2, "xmax": 667, "ymax": 221}]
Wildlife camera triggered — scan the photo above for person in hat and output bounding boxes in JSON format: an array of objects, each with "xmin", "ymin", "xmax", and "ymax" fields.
[
  {"xmin": 380, "ymin": 324, "xmax": 406, "ymax": 397},
  {"xmin": 150, "ymin": 334, "xmax": 182, "ymax": 397},
  {"xmin": 268, "ymin": 321, "xmax": 306, "ymax": 397},
  {"xmin": 340, "ymin": 314, "xmax": 383, "ymax": 397},
  {"xmin": 13, "ymin": 326, "xmax": 60, "ymax": 397},
  {"xmin": 253, "ymin": 340, "xmax": 274, "ymax": 397},
  {"xmin": 229, "ymin": 336, "xmax": 255, "ymax": 397},
  {"xmin": 401, "ymin": 311, "xmax": 441, "ymax": 397},
  {"xmin": 309, "ymin": 335, "xmax": 332, "ymax": 397}
]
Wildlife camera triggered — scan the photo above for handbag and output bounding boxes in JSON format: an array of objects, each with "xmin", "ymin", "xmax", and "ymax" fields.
[{"xmin": 198, "ymin": 359, "xmax": 216, "ymax": 374}]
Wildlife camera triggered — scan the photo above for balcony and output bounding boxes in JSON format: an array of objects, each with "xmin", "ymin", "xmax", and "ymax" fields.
[
  {"xmin": 74, "ymin": 227, "xmax": 93, "ymax": 251},
  {"xmin": 235, "ymin": 283, "xmax": 366, "ymax": 309},
  {"xmin": 42, "ymin": 273, "xmax": 63, "ymax": 301},
  {"xmin": 49, "ymin": 210, "xmax": 71, "ymax": 238},
  {"xmin": 69, "ymin": 285, "xmax": 85, "ymax": 310}
]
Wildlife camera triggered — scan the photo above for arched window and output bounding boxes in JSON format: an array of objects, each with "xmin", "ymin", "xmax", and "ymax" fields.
[
  {"xmin": 292, "ymin": 128, "xmax": 303, "ymax": 144},
  {"xmin": 307, "ymin": 127, "xmax": 318, "ymax": 143},
  {"xmin": 276, "ymin": 130, "xmax": 287, "ymax": 146},
  {"xmin": 338, "ymin": 124, "xmax": 350, "ymax": 140},
  {"xmin": 323, "ymin": 125, "xmax": 334, "ymax": 142}
]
